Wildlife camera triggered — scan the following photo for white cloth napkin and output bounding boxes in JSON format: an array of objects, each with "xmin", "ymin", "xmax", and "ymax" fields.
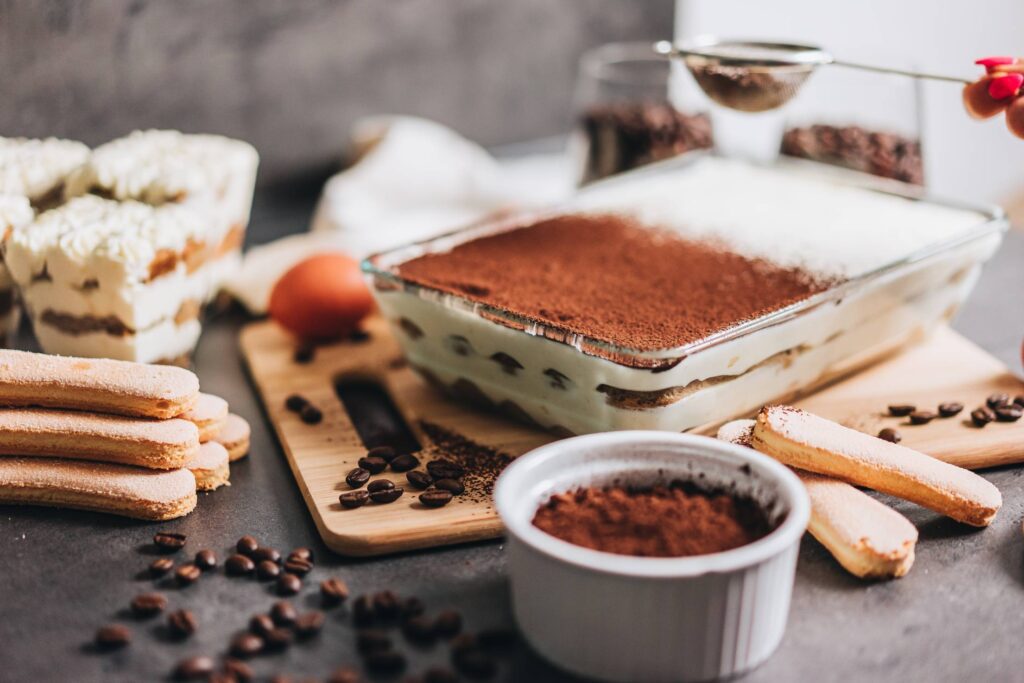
[{"xmin": 225, "ymin": 116, "xmax": 573, "ymax": 313}]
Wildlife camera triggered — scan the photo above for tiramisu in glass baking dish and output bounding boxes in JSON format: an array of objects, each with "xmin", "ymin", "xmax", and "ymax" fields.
[{"xmin": 364, "ymin": 154, "xmax": 1006, "ymax": 435}]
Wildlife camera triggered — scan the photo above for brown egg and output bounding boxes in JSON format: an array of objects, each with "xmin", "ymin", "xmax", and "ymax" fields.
[
  {"xmin": 1006, "ymin": 96, "xmax": 1024, "ymax": 139},
  {"xmin": 269, "ymin": 253, "xmax": 374, "ymax": 341},
  {"xmin": 963, "ymin": 77, "xmax": 1009, "ymax": 120}
]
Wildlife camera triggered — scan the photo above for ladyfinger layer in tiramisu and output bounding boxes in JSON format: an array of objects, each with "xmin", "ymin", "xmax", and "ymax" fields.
[
  {"xmin": 63, "ymin": 129, "xmax": 259, "ymax": 291},
  {"xmin": 4, "ymin": 195, "xmax": 231, "ymax": 363}
]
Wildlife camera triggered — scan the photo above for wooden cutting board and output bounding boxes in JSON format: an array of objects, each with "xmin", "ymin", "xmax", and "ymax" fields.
[{"xmin": 240, "ymin": 319, "xmax": 1024, "ymax": 556}]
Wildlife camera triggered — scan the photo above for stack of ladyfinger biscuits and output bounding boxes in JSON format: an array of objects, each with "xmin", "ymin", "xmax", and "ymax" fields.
[
  {"xmin": 0, "ymin": 349, "xmax": 251, "ymax": 521},
  {"xmin": 719, "ymin": 405, "xmax": 1002, "ymax": 581}
]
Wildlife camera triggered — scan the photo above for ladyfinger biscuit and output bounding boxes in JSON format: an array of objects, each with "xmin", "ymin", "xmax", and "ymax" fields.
[
  {"xmin": 753, "ymin": 406, "xmax": 1002, "ymax": 527},
  {"xmin": 0, "ymin": 457, "xmax": 196, "ymax": 520},
  {"xmin": 182, "ymin": 393, "xmax": 229, "ymax": 442},
  {"xmin": 186, "ymin": 441, "xmax": 230, "ymax": 491},
  {"xmin": 215, "ymin": 413, "xmax": 251, "ymax": 462},
  {"xmin": 0, "ymin": 349, "xmax": 199, "ymax": 419},
  {"xmin": 718, "ymin": 419, "xmax": 918, "ymax": 579},
  {"xmin": 0, "ymin": 409, "xmax": 199, "ymax": 469}
]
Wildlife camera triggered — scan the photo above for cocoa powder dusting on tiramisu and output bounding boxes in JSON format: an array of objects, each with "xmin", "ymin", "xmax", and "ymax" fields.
[{"xmin": 397, "ymin": 215, "xmax": 832, "ymax": 351}]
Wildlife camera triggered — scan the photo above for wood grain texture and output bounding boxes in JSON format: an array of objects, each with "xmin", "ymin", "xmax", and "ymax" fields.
[{"xmin": 242, "ymin": 319, "xmax": 1024, "ymax": 556}]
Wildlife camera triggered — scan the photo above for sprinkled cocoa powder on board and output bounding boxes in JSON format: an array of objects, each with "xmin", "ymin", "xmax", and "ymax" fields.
[
  {"xmin": 417, "ymin": 421, "xmax": 513, "ymax": 503},
  {"xmin": 396, "ymin": 214, "xmax": 832, "ymax": 353},
  {"xmin": 532, "ymin": 483, "xmax": 772, "ymax": 557}
]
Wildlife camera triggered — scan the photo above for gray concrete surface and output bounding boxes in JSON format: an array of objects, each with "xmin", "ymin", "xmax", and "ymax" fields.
[{"xmin": 1, "ymin": 193, "xmax": 1023, "ymax": 682}]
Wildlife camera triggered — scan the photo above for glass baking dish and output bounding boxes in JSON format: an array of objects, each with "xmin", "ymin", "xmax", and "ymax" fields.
[{"xmin": 363, "ymin": 153, "xmax": 1007, "ymax": 435}]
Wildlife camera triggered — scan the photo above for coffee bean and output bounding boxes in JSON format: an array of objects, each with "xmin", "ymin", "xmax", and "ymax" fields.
[
  {"xmin": 94, "ymin": 624, "xmax": 131, "ymax": 649},
  {"xmin": 420, "ymin": 489, "xmax": 454, "ymax": 508},
  {"xmin": 367, "ymin": 446, "xmax": 397, "ymax": 462},
  {"xmin": 249, "ymin": 614, "xmax": 275, "ymax": 637},
  {"xmin": 277, "ymin": 573, "xmax": 302, "ymax": 596},
  {"xmin": 887, "ymin": 404, "xmax": 915, "ymax": 417},
  {"xmin": 402, "ymin": 615, "xmax": 436, "ymax": 645},
  {"xmin": 271, "ymin": 600, "xmax": 298, "ymax": 626},
  {"xmin": 423, "ymin": 667, "xmax": 459, "ymax": 683},
  {"xmin": 175, "ymin": 563, "xmax": 201, "ymax": 586},
  {"xmin": 972, "ymin": 406, "xmax": 996, "ymax": 427},
  {"xmin": 252, "ymin": 547, "xmax": 281, "ymax": 564},
  {"xmin": 149, "ymin": 557, "xmax": 174, "ymax": 578},
  {"xmin": 433, "ymin": 479, "xmax": 464, "ymax": 495},
  {"xmin": 478, "ymin": 628, "xmax": 518, "ymax": 653},
  {"xmin": 427, "ymin": 459, "xmax": 465, "ymax": 480},
  {"xmin": 299, "ymin": 404, "xmax": 323, "ymax": 424},
  {"xmin": 367, "ymin": 479, "xmax": 395, "ymax": 493},
  {"xmin": 877, "ymin": 428, "xmax": 902, "ymax": 444},
  {"xmin": 293, "ymin": 345, "xmax": 315, "ymax": 364},
  {"xmin": 226, "ymin": 553, "xmax": 256, "ymax": 576},
  {"xmin": 223, "ymin": 658, "xmax": 255, "ymax": 682},
  {"xmin": 988, "ymin": 394, "xmax": 1011, "ymax": 409},
  {"xmin": 908, "ymin": 411, "xmax": 936, "ymax": 425},
  {"xmin": 236, "ymin": 535, "xmax": 259, "ymax": 556},
  {"xmin": 365, "ymin": 650, "xmax": 406, "ymax": 675},
  {"xmin": 174, "ymin": 655, "xmax": 214, "ymax": 680},
  {"xmin": 284, "ymin": 556, "xmax": 313, "ymax": 576},
  {"xmin": 352, "ymin": 595, "xmax": 375, "ymax": 626},
  {"xmin": 130, "ymin": 592, "xmax": 167, "ymax": 618},
  {"xmin": 288, "ymin": 547, "xmax": 314, "ymax": 563},
  {"xmin": 401, "ymin": 596, "xmax": 425, "ymax": 619},
  {"xmin": 263, "ymin": 627, "xmax": 293, "ymax": 651},
  {"xmin": 433, "ymin": 610, "xmax": 462, "ymax": 639},
  {"xmin": 153, "ymin": 531, "xmax": 187, "ymax": 552},
  {"xmin": 356, "ymin": 629, "xmax": 393, "ymax": 654},
  {"xmin": 167, "ymin": 609, "xmax": 197, "ymax": 638},
  {"xmin": 390, "ymin": 454, "xmax": 420, "ymax": 473},
  {"xmin": 285, "ymin": 394, "xmax": 308, "ymax": 412},
  {"xmin": 358, "ymin": 456, "xmax": 388, "ymax": 475},
  {"xmin": 449, "ymin": 633, "xmax": 478, "ymax": 655},
  {"xmin": 327, "ymin": 668, "xmax": 360, "ymax": 683},
  {"xmin": 369, "ymin": 486, "xmax": 404, "ymax": 504},
  {"xmin": 256, "ymin": 560, "xmax": 281, "ymax": 581},
  {"xmin": 452, "ymin": 647, "xmax": 497, "ymax": 679},
  {"xmin": 294, "ymin": 611, "xmax": 326, "ymax": 638},
  {"xmin": 406, "ymin": 470, "xmax": 433, "ymax": 490},
  {"xmin": 339, "ymin": 490, "xmax": 369, "ymax": 509},
  {"xmin": 194, "ymin": 549, "xmax": 217, "ymax": 571},
  {"xmin": 346, "ymin": 468, "xmax": 371, "ymax": 488},
  {"xmin": 320, "ymin": 577, "xmax": 350, "ymax": 606},
  {"xmin": 995, "ymin": 405, "xmax": 1023, "ymax": 422},
  {"xmin": 373, "ymin": 590, "xmax": 401, "ymax": 621},
  {"xmin": 938, "ymin": 402, "xmax": 964, "ymax": 418},
  {"xmin": 230, "ymin": 633, "xmax": 264, "ymax": 658}
]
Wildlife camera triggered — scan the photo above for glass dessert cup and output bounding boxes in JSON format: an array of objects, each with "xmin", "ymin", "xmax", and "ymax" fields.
[{"xmin": 364, "ymin": 153, "xmax": 1006, "ymax": 436}]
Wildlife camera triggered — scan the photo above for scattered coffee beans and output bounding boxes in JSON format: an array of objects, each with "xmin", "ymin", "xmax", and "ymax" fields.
[
  {"xmin": 370, "ymin": 486, "xmax": 404, "ymax": 504},
  {"xmin": 938, "ymin": 402, "xmax": 964, "ymax": 418},
  {"xmin": 288, "ymin": 547, "xmax": 314, "ymax": 562},
  {"xmin": 888, "ymin": 404, "xmax": 915, "ymax": 417},
  {"xmin": 284, "ymin": 556, "xmax": 313, "ymax": 576},
  {"xmin": 972, "ymin": 406, "xmax": 997, "ymax": 427},
  {"xmin": 153, "ymin": 531, "xmax": 187, "ymax": 552},
  {"xmin": 95, "ymin": 624, "xmax": 131, "ymax": 649},
  {"xmin": 263, "ymin": 627, "xmax": 293, "ymax": 651},
  {"xmin": 249, "ymin": 614, "xmax": 275, "ymax": 637},
  {"xmin": 358, "ymin": 456, "xmax": 388, "ymax": 475},
  {"xmin": 365, "ymin": 650, "xmax": 407, "ymax": 675},
  {"xmin": 277, "ymin": 572, "xmax": 302, "ymax": 596},
  {"xmin": 420, "ymin": 489, "xmax": 454, "ymax": 508},
  {"xmin": 223, "ymin": 658, "xmax": 254, "ymax": 682},
  {"xmin": 236, "ymin": 535, "xmax": 259, "ymax": 556},
  {"xmin": 987, "ymin": 394, "xmax": 1010, "ymax": 409},
  {"xmin": 390, "ymin": 454, "xmax": 420, "ymax": 473},
  {"xmin": 167, "ymin": 609, "xmax": 197, "ymax": 638},
  {"xmin": 284, "ymin": 395, "xmax": 308, "ymax": 412},
  {"xmin": 294, "ymin": 611, "xmax": 326, "ymax": 638},
  {"xmin": 346, "ymin": 467, "xmax": 371, "ymax": 488},
  {"xmin": 271, "ymin": 600, "xmax": 298, "ymax": 627},
  {"xmin": 252, "ymin": 546, "xmax": 281, "ymax": 564},
  {"xmin": 256, "ymin": 560, "xmax": 281, "ymax": 581},
  {"xmin": 149, "ymin": 557, "xmax": 174, "ymax": 578},
  {"xmin": 175, "ymin": 563, "xmax": 201, "ymax": 586},
  {"xmin": 174, "ymin": 655, "xmax": 214, "ymax": 680},
  {"xmin": 230, "ymin": 633, "xmax": 264, "ymax": 659},
  {"xmin": 433, "ymin": 610, "xmax": 462, "ymax": 639},
  {"xmin": 406, "ymin": 470, "xmax": 433, "ymax": 490},
  {"xmin": 908, "ymin": 411, "xmax": 937, "ymax": 425},
  {"xmin": 401, "ymin": 596, "xmax": 425, "ymax": 619},
  {"xmin": 427, "ymin": 459, "xmax": 465, "ymax": 480},
  {"xmin": 352, "ymin": 595, "xmax": 375, "ymax": 626},
  {"xmin": 373, "ymin": 591, "xmax": 402, "ymax": 621},
  {"xmin": 877, "ymin": 428, "xmax": 902, "ymax": 444},
  {"xmin": 339, "ymin": 490, "xmax": 370, "ymax": 509},
  {"xmin": 367, "ymin": 479, "xmax": 395, "ymax": 493},
  {"xmin": 321, "ymin": 577, "xmax": 350, "ymax": 606},
  {"xmin": 225, "ymin": 553, "xmax": 255, "ymax": 576},
  {"xmin": 194, "ymin": 549, "xmax": 217, "ymax": 571},
  {"xmin": 402, "ymin": 615, "xmax": 436, "ymax": 645},
  {"xmin": 367, "ymin": 446, "xmax": 397, "ymax": 462},
  {"xmin": 433, "ymin": 479, "xmax": 464, "ymax": 495},
  {"xmin": 300, "ymin": 404, "xmax": 323, "ymax": 425},
  {"xmin": 130, "ymin": 592, "xmax": 167, "ymax": 618},
  {"xmin": 356, "ymin": 629, "xmax": 393, "ymax": 654},
  {"xmin": 995, "ymin": 405, "xmax": 1023, "ymax": 422}
]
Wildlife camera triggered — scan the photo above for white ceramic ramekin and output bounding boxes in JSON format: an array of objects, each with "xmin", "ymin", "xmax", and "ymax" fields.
[{"xmin": 494, "ymin": 431, "xmax": 810, "ymax": 683}]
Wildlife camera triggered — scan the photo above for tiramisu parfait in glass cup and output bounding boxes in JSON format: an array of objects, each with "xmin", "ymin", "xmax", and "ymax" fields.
[{"xmin": 572, "ymin": 41, "xmax": 713, "ymax": 185}]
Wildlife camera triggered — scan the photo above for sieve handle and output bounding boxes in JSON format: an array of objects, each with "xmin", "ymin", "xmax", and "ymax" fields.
[{"xmin": 831, "ymin": 60, "xmax": 972, "ymax": 85}]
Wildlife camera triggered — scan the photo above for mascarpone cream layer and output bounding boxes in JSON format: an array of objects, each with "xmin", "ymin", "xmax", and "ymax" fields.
[{"xmin": 33, "ymin": 317, "xmax": 201, "ymax": 364}]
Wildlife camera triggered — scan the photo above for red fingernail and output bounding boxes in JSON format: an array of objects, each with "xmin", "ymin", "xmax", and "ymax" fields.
[
  {"xmin": 976, "ymin": 56, "xmax": 1017, "ymax": 69},
  {"xmin": 988, "ymin": 73, "xmax": 1024, "ymax": 99}
]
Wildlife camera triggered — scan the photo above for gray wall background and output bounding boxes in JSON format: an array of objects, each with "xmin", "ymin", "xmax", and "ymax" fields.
[{"xmin": 1, "ymin": 0, "xmax": 674, "ymax": 184}]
